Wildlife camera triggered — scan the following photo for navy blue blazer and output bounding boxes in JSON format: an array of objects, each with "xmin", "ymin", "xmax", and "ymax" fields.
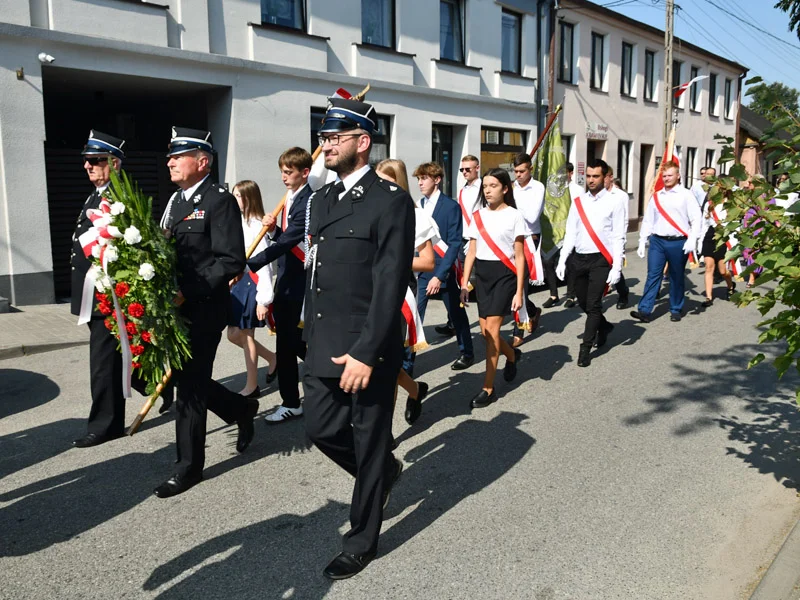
[
  {"xmin": 418, "ymin": 193, "xmax": 463, "ymax": 289},
  {"xmin": 247, "ymin": 184, "xmax": 311, "ymax": 302}
]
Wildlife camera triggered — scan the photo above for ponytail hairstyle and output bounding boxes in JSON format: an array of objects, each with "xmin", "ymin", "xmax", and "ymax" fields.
[{"xmin": 479, "ymin": 168, "xmax": 516, "ymax": 209}]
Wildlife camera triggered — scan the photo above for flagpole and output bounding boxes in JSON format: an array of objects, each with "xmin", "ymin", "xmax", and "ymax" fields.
[{"xmin": 529, "ymin": 104, "xmax": 562, "ymax": 159}]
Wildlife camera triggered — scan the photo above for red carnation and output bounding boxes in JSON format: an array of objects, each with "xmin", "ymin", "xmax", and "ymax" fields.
[
  {"xmin": 98, "ymin": 301, "xmax": 113, "ymax": 316},
  {"xmin": 128, "ymin": 303, "xmax": 145, "ymax": 318},
  {"xmin": 127, "ymin": 333, "xmax": 133, "ymax": 341},
  {"xmin": 95, "ymin": 292, "xmax": 109, "ymax": 303},
  {"xmin": 115, "ymin": 282, "xmax": 130, "ymax": 298},
  {"xmin": 141, "ymin": 331, "xmax": 152, "ymax": 343},
  {"xmin": 104, "ymin": 318, "xmax": 114, "ymax": 331},
  {"xmin": 131, "ymin": 344, "xmax": 145, "ymax": 356},
  {"xmin": 131, "ymin": 362, "xmax": 142, "ymax": 370},
  {"xmin": 126, "ymin": 322, "xmax": 137, "ymax": 335}
]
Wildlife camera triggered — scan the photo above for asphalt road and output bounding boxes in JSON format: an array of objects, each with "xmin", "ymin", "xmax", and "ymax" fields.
[{"xmin": 2, "ymin": 257, "xmax": 799, "ymax": 600}]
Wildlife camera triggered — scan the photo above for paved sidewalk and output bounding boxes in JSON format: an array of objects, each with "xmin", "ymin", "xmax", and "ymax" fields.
[{"xmin": 0, "ymin": 303, "xmax": 88, "ymax": 359}]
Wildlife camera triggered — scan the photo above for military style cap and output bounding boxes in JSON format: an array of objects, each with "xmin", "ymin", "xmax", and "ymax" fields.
[
  {"xmin": 166, "ymin": 127, "xmax": 214, "ymax": 157},
  {"xmin": 82, "ymin": 130, "xmax": 125, "ymax": 159},
  {"xmin": 319, "ymin": 98, "xmax": 377, "ymax": 135}
]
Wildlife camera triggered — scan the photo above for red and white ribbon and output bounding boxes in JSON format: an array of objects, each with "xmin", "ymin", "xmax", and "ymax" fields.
[
  {"xmin": 401, "ymin": 286, "xmax": 428, "ymax": 352},
  {"xmin": 523, "ymin": 237, "xmax": 544, "ymax": 285},
  {"xmin": 433, "ymin": 239, "xmax": 464, "ymax": 285}
]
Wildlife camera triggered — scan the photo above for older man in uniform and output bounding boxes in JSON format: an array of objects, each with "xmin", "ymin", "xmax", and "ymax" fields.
[
  {"xmin": 154, "ymin": 127, "xmax": 257, "ymax": 498},
  {"xmin": 70, "ymin": 131, "xmax": 173, "ymax": 448},
  {"xmin": 302, "ymin": 99, "xmax": 414, "ymax": 579}
]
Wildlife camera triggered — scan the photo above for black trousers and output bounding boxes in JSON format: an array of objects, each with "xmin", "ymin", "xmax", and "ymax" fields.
[
  {"xmin": 174, "ymin": 302, "xmax": 249, "ymax": 480},
  {"xmin": 542, "ymin": 247, "xmax": 561, "ymax": 298},
  {"xmin": 87, "ymin": 317, "xmax": 149, "ymax": 437},
  {"xmin": 274, "ymin": 295, "xmax": 307, "ymax": 409},
  {"xmin": 615, "ymin": 272, "xmax": 629, "ymax": 302},
  {"xmin": 568, "ymin": 252, "xmax": 611, "ymax": 350},
  {"xmin": 303, "ymin": 368, "xmax": 397, "ymax": 556}
]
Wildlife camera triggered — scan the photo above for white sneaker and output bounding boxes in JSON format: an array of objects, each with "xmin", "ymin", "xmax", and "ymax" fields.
[{"xmin": 264, "ymin": 405, "xmax": 303, "ymax": 423}]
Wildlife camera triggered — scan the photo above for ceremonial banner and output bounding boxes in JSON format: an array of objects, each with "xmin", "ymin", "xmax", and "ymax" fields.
[{"xmin": 532, "ymin": 114, "xmax": 572, "ymax": 254}]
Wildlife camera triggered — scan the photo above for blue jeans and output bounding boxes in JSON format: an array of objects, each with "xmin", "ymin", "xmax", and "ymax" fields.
[
  {"xmin": 638, "ymin": 235, "xmax": 689, "ymax": 315},
  {"xmin": 403, "ymin": 270, "xmax": 473, "ymax": 373}
]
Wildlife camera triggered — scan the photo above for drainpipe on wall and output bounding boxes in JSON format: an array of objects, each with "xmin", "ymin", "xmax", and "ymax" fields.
[
  {"xmin": 547, "ymin": 0, "xmax": 556, "ymax": 114},
  {"xmin": 536, "ymin": 0, "xmax": 544, "ymax": 133}
]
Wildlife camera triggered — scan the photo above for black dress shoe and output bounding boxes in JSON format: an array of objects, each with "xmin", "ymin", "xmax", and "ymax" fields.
[
  {"xmin": 564, "ymin": 297, "xmax": 577, "ymax": 308},
  {"xmin": 382, "ymin": 457, "xmax": 403, "ymax": 510},
  {"xmin": 594, "ymin": 321, "xmax": 615, "ymax": 348},
  {"xmin": 702, "ymin": 297, "xmax": 714, "ymax": 307},
  {"xmin": 265, "ymin": 369, "xmax": 278, "ymax": 385},
  {"xmin": 404, "ymin": 381, "xmax": 428, "ymax": 425},
  {"xmin": 503, "ymin": 348, "xmax": 522, "ymax": 382},
  {"xmin": 542, "ymin": 296, "xmax": 560, "ymax": 309},
  {"xmin": 158, "ymin": 385, "xmax": 174, "ymax": 414},
  {"xmin": 434, "ymin": 324, "xmax": 456, "ymax": 338},
  {"xmin": 577, "ymin": 347, "xmax": 591, "ymax": 367},
  {"xmin": 72, "ymin": 432, "xmax": 122, "ymax": 448},
  {"xmin": 630, "ymin": 310, "xmax": 652, "ymax": 323},
  {"xmin": 236, "ymin": 398, "xmax": 259, "ymax": 453},
  {"xmin": 451, "ymin": 355, "xmax": 475, "ymax": 370},
  {"xmin": 470, "ymin": 389, "xmax": 498, "ymax": 409},
  {"xmin": 241, "ymin": 387, "xmax": 261, "ymax": 399},
  {"xmin": 616, "ymin": 298, "xmax": 629, "ymax": 310},
  {"xmin": 323, "ymin": 551, "xmax": 375, "ymax": 580},
  {"xmin": 153, "ymin": 474, "xmax": 202, "ymax": 499},
  {"xmin": 670, "ymin": 312, "xmax": 682, "ymax": 322}
]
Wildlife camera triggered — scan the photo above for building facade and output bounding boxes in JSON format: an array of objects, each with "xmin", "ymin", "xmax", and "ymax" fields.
[
  {"xmin": 0, "ymin": 0, "xmax": 548, "ymax": 305},
  {"xmin": 554, "ymin": 0, "xmax": 747, "ymax": 225}
]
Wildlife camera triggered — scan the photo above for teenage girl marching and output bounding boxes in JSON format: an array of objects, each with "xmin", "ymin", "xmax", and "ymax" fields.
[
  {"xmin": 227, "ymin": 180, "xmax": 276, "ymax": 398},
  {"xmin": 460, "ymin": 168, "xmax": 528, "ymax": 409}
]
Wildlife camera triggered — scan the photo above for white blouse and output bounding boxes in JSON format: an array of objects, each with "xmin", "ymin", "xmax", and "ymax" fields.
[
  {"xmin": 464, "ymin": 206, "xmax": 529, "ymax": 262},
  {"xmin": 241, "ymin": 215, "xmax": 275, "ymax": 306},
  {"xmin": 414, "ymin": 207, "xmax": 440, "ymax": 249}
]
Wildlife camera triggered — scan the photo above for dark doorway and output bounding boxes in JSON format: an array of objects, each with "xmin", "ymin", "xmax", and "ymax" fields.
[
  {"xmin": 586, "ymin": 139, "xmax": 605, "ymax": 165},
  {"xmin": 432, "ymin": 124, "xmax": 454, "ymax": 197},
  {"xmin": 42, "ymin": 67, "xmax": 228, "ymax": 299},
  {"xmin": 638, "ymin": 143, "xmax": 654, "ymax": 219}
]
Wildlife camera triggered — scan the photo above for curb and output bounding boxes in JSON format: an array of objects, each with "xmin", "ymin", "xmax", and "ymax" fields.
[
  {"xmin": 750, "ymin": 519, "xmax": 800, "ymax": 600},
  {"xmin": 0, "ymin": 340, "xmax": 89, "ymax": 360}
]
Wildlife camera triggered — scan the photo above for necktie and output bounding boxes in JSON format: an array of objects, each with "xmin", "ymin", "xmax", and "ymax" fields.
[{"xmin": 329, "ymin": 181, "xmax": 345, "ymax": 208}]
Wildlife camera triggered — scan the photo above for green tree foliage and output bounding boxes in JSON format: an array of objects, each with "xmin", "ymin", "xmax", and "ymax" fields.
[
  {"xmin": 746, "ymin": 81, "xmax": 800, "ymax": 121},
  {"xmin": 776, "ymin": 0, "xmax": 800, "ymax": 39}
]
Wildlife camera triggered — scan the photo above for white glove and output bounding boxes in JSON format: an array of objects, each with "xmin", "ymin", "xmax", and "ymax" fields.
[
  {"xmin": 606, "ymin": 267, "xmax": 621, "ymax": 285},
  {"xmin": 636, "ymin": 240, "xmax": 646, "ymax": 259},
  {"xmin": 682, "ymin": 238, "xmax": 694, "ymax": 254},
  {"xmin": 555, "ymin": 262, "xmax": 566, "ymax": 281}
]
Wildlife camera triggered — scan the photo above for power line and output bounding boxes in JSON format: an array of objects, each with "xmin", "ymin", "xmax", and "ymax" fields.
[{"xmin": 700, "ymin": 0, "xmax": 800, "ymax": 53}]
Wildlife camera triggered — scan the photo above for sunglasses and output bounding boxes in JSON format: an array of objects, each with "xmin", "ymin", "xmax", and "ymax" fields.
[
  {"xmin": 84, "ymin": 157, "xmax": 109, "ymax": 166},
  {"xmin": 459, "ymin": 167, "xmax": 475, "ymax": 172}
]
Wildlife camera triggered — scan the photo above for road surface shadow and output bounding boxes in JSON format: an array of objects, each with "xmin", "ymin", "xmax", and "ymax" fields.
[
  {"xmin": 0, "ymin": 368, "xmax": 60, "ymax": 419},
  {"xmin": 0, "ymin": 417, "xmax": 82, "ymax": 481}
]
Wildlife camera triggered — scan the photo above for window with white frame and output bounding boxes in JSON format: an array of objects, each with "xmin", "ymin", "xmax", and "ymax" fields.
[
  {"xmin": 362, "ymin": 0, "xmax": 394, "ymax": 48},
  {"xmin": 501, "ymin": 9, "xmax": 522, "ymax": 74},
  {"xmin": 621, "ymin": 42, "xmax": 633, "ymax": 97},
  {"xmin": 440, "ymin": 0, "xmax": 464, "ymax": 62},
  {"xmin": 563, "ymin": 134, "xmax": 574, "ymax": 165},
  {"xmin": 708, "ymin": 73, "xmax": 718, "ymax": 116},
  {"xmin": 261, "ymin": 0, "xmax": 304, "ymax": 29},
  {"xmin": 672, "ymin": 59, "xmax": 683, "ymax": 106},
  {"xmin": 685, "ymin": 147, "xmax": 697, "ymax": 186},
  {"xmin": 724, "ymin": 78, "xmax": 734, "ymax": 119},
  {"xmin": 705, "ymin": 149, "xmax": 715, "ymax": 171},
  {"xmin": 559, "ymin": 22, "xmax": 575, "ymax": 83},
  {"xmin": 689, "ymin": 66, "xmax": 701, "ymax": 112},
  {"xmin": 618, "ymin": 140, "xmax": 631, "ymax": 192},
  {"xmin": 644, "ymin": 49, "xmax": 656, "ymax": 101},
  {"xmin": 590, "ymin": 32, "xmax": 606, "ymax": 90}
]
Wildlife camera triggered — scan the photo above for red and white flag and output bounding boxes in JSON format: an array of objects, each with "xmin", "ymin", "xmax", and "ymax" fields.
[{"xmin": 674, "ymin": 75, "xmax": 709, "ymax": 98}]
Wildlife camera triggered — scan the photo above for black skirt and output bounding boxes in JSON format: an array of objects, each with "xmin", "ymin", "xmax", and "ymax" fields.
[
  {"xmin": 475, "ymin": 258, "xmax": 515, "ymax": 318},
  {"xmin": 229, "ymin": 272, "xmax": 267, "ymax": 329},
  {"xmin": 701, "ymin": 226, "xmax": 726, "ymax": 262}
]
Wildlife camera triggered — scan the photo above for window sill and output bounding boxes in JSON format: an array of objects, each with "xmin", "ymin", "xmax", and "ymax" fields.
[
  {"xmin": 689, "ymin": 108, "xmax": 701, "ymax": 114},
  {"xmin": 353, "ymin": 43, "xmax": 416, "ymax": 58},
  {"xmin": 433, "ymin": 58, "xmax": 482, "ymax": 72},
  {"xmin": 495, "ymin": 70, "xmax": 536, "ymax": 82},
  {"xmin": 557, "ymin": 79, "xmax": 578, "ymax": 87},
  {"xmin": 643, "ymin": 98, "xmax": 658, "ymax": 105},
  {"xmin": 620, "ymin": 92, "xmax": 636, "ymax": 100},
  {"xmin": 248, "ymin": 21, "xmax": 330, "ymax": 41},
  {"xmin": 589, "ymin": 87, "xmax": 609, "ymax": 95},
  {"xmin": 110, "ymin": 0, "xmax": 168, "ymax": 8}
]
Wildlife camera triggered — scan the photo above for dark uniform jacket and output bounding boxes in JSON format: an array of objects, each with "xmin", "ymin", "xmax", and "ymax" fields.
[
  {"xmin": 303, "ymin": 169, "xmax": 414, "ymax": 378},
  {"xmin": 71, "ymin": 189, "xmax": 104, "ymax": 317},
  {"xmin": 247, "ymin": 183, "xmax": 311, "ymax": 303},
  {"xmin": 166, "ymin": 177, "xmax": 245, "ymax": 321}
]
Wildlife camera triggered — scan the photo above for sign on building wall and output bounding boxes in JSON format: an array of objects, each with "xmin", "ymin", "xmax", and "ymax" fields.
[
  {"xmin": 586, "ymin": 121, "xmax": 609, "ymax": 140},
  {"xmin": 577, "ymin": 160, "xmax": 586, "ymax": 186}
]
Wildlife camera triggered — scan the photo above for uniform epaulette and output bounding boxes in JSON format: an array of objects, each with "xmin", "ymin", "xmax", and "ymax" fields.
[
  {"xmin": 218, "ymin": 187, "xmax": 226, "ymax": 193},
  {"xmin": 376, "ymin": 178, "xmax": 405, "ymax": 194}
]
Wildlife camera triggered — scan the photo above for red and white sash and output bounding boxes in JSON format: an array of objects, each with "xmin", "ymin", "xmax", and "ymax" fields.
[
  {"xmin": 282, "ymin": 204, "xmax": 306, "ymax": 263},
  {"xmin": 710, "ymin": 205, "xmax": 745, "ymax": 277},
  {"xmin": 653, "ymin": 191, "xmax": 698, "ymax": 266},
  {"xmin": 574, "ymin": 197, "xmax": 613, "ymax": 296},
  {"xmin": 458, "ymin": 188, "xmax": 472, "ymax": 227},
  {"xmin": 523, "ymin": 237, "xmax": 544, "ymax": 285},
  {"xmin": 473, "ymin": 210, "xmax": 531, "ymax": 330},
  {"xmin": 401, "ymin": 286, "xmax": 428, "ymax": 352},
  {"xmin": 433, "ymin": 239, "xmax": 464, "ymax": 284}
]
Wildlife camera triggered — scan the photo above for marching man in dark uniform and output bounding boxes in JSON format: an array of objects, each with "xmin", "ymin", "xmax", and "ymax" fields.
[
  {"xmin": 303, "ymin": 99, "xmax": 414, "ymax": 579},
  {"xmin": 71, "ymin": 130, "xmax": 172, "ymax": 448},
  {"xmin": 155, "ymin": 127, "xmax": 258, "ymax": 498}
]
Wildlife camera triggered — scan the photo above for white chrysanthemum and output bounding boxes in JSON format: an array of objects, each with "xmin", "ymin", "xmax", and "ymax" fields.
[
  {"xmin": 91, "ymin": 244, "xmax": 102, "ymax": 258},
  {"xmin": 104, "ymin": 245, "xmax": 119, "ymax": 262},
  {"xmin": 110, "ymin": 202, "xmax": 126, "ymax": 216},
  {"xmin": 124, "ymin": 226, "xmax": 142, "ymax": 245},
  {"xmin": 138, "ymin": 262, "xmax": 155, "ymax": 281}
]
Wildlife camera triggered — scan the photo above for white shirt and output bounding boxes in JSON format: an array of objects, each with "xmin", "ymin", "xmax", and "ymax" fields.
[
  {"xmin": 561, "ymin": 188, "xmax": 626, "ymax": 270},
  {"xmin": 159, "ymin": 175, "xmax": 210, "ymax": 229},
  {"xmin": 513, "ymin": 178, "xmax": 545, "ymax": 235},
  {"xmin": 420, "ymin": 188, "xmax": 441, "ymax": 218},
  {"xmin": 241, "ymin": 216, "xmax": 275, "ymax": 306},
  {"xmin": 465, "ymin": 206, "xmax": 529, "ymax": 262},
  {"xmin": 183, "ymin": 175, "xmax": 210, "ymax": 202},
  {"xmin": 568, "ymin": 181, "xmax": 584, "ymax": 201},
  {"xmin": 774, "ymin": 189, "xmax": 799, "ymax": 211},
  {"xmin": 608, "ymin": 185, "xmax": 629, "ymax": 223},
  {"xmin": 690, "ymin": 180, "xmax": 708, "ymax": 207},
  {"xmin": 458, "ymin": 179, "xmax": 482, "ymax": 233},
  {"xmin": 640, "ymin": 184, "xmax": 702, "ymax": 242},
  {"xmin": 414, "ymin": 208, "xmax": 440, "ymax": 250},
  {"xmin": 702, "ymin": 199, "xmax": 726, "ymax": 231},
  {"xmin": 335, "ymin": 165, "xmax": 372, "ymax": 199}
]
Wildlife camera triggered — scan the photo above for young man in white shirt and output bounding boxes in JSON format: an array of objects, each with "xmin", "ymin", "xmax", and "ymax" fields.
[
  {"xmin": 690, "ymin": 166, "xmax": 715, "ymax": 207},
  {"xmin": 556, "ymin": 159, "xmax": 626, "ymax": 367},
  {"xmin": 604, "ymin": 167, "xmax": 630, "ymax": 310},
  {"xmin": 631, "ymin": 160, "xmax": 702, "ymax": 323},
  {"xmin": 561, "ymin": 162, "xmax": 584, "ymax": 308}
]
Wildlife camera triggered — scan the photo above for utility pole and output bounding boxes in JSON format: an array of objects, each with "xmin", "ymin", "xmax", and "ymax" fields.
[{"xmin": 663, "ymin": 0, "xmax": 675, "ymax": 147}]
